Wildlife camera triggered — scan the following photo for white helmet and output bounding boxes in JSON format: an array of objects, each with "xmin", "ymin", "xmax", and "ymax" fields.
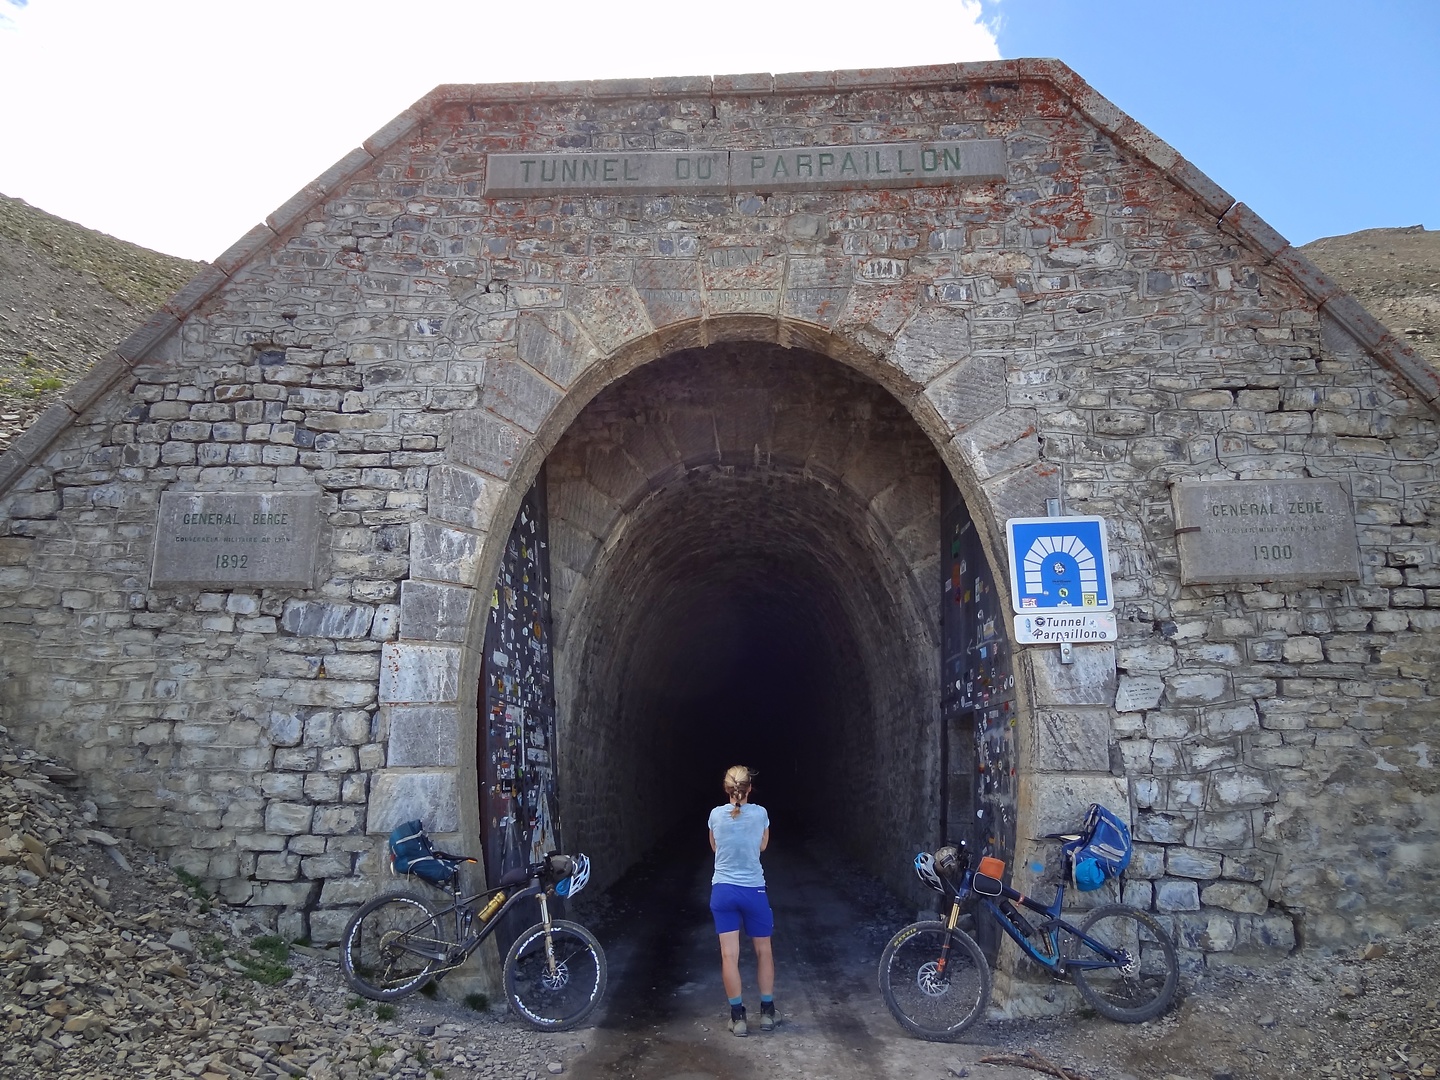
[
  {"xmin": 556, "ymin": 853, "xmax": 591, "ymax": 898},
  {"xmin": 913, "ymin": 851, "xmax": 946, "ymax": 894}
]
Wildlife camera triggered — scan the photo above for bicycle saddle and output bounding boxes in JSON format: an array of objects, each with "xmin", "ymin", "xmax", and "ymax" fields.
[{"xmin": 492, "ymin": 864, "xmax": 531, "ymax": 886}]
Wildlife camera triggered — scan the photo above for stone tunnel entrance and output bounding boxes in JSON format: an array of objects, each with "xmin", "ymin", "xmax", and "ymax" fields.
[{"xmin": 478, "ymin": 341, "xmax": 1008, "ymax": 903}]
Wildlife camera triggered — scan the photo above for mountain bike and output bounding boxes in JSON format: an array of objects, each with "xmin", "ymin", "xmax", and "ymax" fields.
[
  {"xmin": 879, "ymin": 839, "xmax": 1179, "ymax": 1041},
  {"xmin": 340, "ymin": 828, "xmax": 606, "ymax": 1031}
]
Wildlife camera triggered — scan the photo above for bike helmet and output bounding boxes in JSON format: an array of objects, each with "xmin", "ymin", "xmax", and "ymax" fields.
[
  {"xmin": 555, "ymin": 852, "xmax": 591, "ymax": 898},
  {"xmin": 914, "ymin": 851, "xmax": 946, "ymax": 894}
]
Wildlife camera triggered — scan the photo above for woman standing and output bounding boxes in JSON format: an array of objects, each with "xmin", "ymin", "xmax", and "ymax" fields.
[{"xmin": 708, "ymin": 765, "xmax": 777, "ymax": 1036}]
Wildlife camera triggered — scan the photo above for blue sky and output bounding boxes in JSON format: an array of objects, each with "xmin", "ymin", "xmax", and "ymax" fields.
[
  {"xmin": 985, "ymin": 0, "xmax": 1439, "ymax": 246},
  {"xmin": 0, "ymin": 0, "xmax": 1433, "ymax": 260}
]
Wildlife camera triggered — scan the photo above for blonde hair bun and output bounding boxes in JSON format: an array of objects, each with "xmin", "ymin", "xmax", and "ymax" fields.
[{"xmin": 723, "ymin": 765, "xmax": 755, "ymax": 818}]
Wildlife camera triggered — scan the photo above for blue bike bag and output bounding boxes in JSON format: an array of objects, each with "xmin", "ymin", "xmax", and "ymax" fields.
[
  {"xmin": 1063, "ymin": 804, "xmax": 1132, "ymax": 891},
  {"xmin": 388, "ymin": 820, "xmax": 456, "ymax": 886}
]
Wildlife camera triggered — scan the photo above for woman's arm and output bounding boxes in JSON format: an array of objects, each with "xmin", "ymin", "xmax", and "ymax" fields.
[
  {"xmin": 709, "ymin": 828, "xmax": 717, "ymax": 853},
  {"xmin": 759, "ymin": 827, "xmax": 769, "ymax": 853}
]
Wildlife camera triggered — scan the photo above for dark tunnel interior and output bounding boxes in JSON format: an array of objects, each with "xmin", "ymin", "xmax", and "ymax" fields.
[
  {"xmin": 602, "ymin": 541, "xmax": 876, "ymax": 835},
  {"xmin": 543, "ymin": 345, "xmax": 947, "ymax": 895}
]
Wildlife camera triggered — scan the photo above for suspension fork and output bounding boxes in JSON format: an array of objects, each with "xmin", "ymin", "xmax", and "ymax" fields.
[
  {"xmin": 537, "ymin": 892, "xmax": 559, "ymax": 975},
  {"xmin": 935, "ymin": 899, "xmax": 963, "ymax": 975}
]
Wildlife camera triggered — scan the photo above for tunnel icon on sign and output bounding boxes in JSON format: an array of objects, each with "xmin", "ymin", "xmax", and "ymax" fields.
[{"xmin": 1022, "ymin": 534, "xmax": 1098, "ymax": 606}]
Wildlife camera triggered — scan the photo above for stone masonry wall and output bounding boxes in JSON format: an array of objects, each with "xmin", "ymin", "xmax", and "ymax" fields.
[{"xmin": 0, "ymin": 62, "xmax": 1435, "ymax": 963}]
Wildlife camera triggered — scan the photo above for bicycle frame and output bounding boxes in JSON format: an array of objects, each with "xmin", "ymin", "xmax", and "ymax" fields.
[
  {"xmin": 948, "ymin": 866, "xmax": 1131, "ymax": 976},
  {"xmin": 404, "ymin": 872, "xmax": 555, "ymax": 974}
]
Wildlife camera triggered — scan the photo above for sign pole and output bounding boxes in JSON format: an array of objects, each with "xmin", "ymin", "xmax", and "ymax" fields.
[{"xmin": 1046, "ymin": 500, "xmax": 1074, "ymax": 665}]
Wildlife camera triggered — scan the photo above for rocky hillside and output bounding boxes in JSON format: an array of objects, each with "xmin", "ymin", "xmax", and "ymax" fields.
[
  {"xmin": 0, "ymin": 723, "xmax": 580, "ymax": 1079},
  {"xmin": 0, "ymin": 194, "xmax": 200, "ymax": 453},
  {"xmin": 1302, "ymin": 224, "xmax": 1440, "ymax": 370}
]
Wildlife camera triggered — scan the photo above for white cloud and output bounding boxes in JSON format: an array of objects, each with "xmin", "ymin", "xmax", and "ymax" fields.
[
  {"xmin": 0, "ymin": 0, "xmax": 28, "ymax": 31},
  {"xmin": 0, "ymin": 0, "xmax": 999, "ymax": 259}
]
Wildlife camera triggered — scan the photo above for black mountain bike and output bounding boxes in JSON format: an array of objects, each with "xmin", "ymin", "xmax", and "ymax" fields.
[
  {"xmin": 879, "ymin": 841, "xmax": 1179, "ymax": 1040},
  {"xmin": 340, "ymin": 846, "xmax": 606, "ymax": 1031}
]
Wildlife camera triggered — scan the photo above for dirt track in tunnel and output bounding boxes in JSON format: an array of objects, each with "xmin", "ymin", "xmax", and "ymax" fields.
[{"xmin": 559, "ymin": 837, "xmax": 1050, "ymax": 1080}]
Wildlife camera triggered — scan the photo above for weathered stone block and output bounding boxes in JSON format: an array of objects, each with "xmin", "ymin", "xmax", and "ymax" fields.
[
  {"xmin": 1026, "ymin": 775, "xmax": 1127, "ymax": 837},
  {"xmin": 428, "ymin": 464, "xmax": 502, "ymax": 532},
  {"xmin": 409, "ymin": 521, "xmax": 481, "ymax": 585},
  {"xmin": 379, "ymin": 642, "xmax": 461, "ymax": 705},
  {"xmin": 1210, "ymin": 769, "xmax": 1278, "ymax": 808},
  {"xmin": 1201, "ymin": 702, "xmax": 1259, "ymax": 737},
  {"xmin": 399, "ymin": 581, "xmax": 475, "ymax": 643},
  {"xmin": 313, "ymin": 805, "xmax": 366, "ymax": 835},
  {"xmin": 265, "ymin": 802, "xmax": 314, "ymax": 835},
  {"xmin": 1155, "ymin": 878, "xmax": 1200, "ymax": 912},
  {"xmin": 281, "ymin": 600, "xmax": 374, "ymax": 639},
  {"xmin": 1029, "ymin": 645, "xmax": 1116, "ymax": 706},
  {"xmin": 1166, "ymin": 848, "xmax": 1222, "ymax": 879},
  {"xmin": 1135, "ymin": 810, "xmax": 1191, "ymax": 844},
  {"xmin": 368, "ymin": 770, "xmax": 459, "ymax": 834},
  {"xmin": 255, "ymin": 853, "xmax": 302, "ymax": 881},
  {"xmin": 1201, "ymin": 881, "xmax": 1268, "ymax": 914},
  {"xmin": 1167, "ymin": 672, "xmax": 1229, "ymax": 705},
  {"xmin": 387, "ymin": 705, "xmax": 461, "ymax": 767},
  {"xmin": 308, "ymin": 907, "xmax": 356, "ymax": 946},
  {"xmin": 892, "ymin": 308, "xmax": 973, "ymax": 386},
  {"xmin": 1032, "ymin": 708, "xmax": 1111, "ymax": 772},
  {"xmin": 1114, "ymin": 675, "xmax": 1164, "ymax": 713}
]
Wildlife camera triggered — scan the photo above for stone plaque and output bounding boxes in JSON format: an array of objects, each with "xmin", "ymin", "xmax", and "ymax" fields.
[
  {"xmin": 733, "ymin": 140, "xmax": 1005, "ymax": 191},
  {"xmin": 1173, "ymin": 479, "xmax": 1359, "ymax": 584},
  {"xmin": 484, "ymin": 140, "xmax": 1005, "ymax": 196},
  {"xmin": 153, "ymin": 490, "xmax": 320, "ymax": 588},
  {"xmin": 485, "ymin": 150, "xmax": 728, "ymax": 196}
]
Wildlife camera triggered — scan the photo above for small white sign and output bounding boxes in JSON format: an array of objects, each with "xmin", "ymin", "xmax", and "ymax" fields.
[{"xmin": 1013, "ymin": 611, "xmax": 1117, "ymax": 644}]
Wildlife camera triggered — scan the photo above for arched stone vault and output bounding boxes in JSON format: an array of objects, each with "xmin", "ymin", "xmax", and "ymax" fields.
[
  {"xmin": 540, "ymin": 344, "xmax": 953, "ymax": 890},
  {"xmin": 419, "ymin": 312, "xmax": 1035, "ymax": 903}
]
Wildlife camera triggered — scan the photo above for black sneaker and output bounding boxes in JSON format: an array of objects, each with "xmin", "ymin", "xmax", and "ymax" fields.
[
  {"xmin": 759, "ymin": 1002, "xmax": 777, "ymax": 1031},
  {"xmin": 728, "ymin": 1006, "xmax": 748, "ymax": 1037}
]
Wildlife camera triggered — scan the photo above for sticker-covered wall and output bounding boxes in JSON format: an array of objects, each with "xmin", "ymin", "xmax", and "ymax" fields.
[{"xmin": 0, "ymin": 60, "xmax": 1435, "ymax": 975}]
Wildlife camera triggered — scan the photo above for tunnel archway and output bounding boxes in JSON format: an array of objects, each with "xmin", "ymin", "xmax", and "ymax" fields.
[{"xmin": 525, "ymin": 341, "xmax": 964, "ymax": 895}]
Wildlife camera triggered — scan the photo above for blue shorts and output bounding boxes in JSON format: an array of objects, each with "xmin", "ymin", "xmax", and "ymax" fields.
[{"xmin": 710, "ymin": 883, "xmax": 774, "ymax": 938}]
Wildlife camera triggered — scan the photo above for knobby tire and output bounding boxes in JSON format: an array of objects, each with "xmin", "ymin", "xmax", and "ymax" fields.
[
  {"xmin": 878, "ymin": 920, "xmax": 991, "ymax": 1041},
  {"xmin": 340, "ymin": 891, "xmax": 448, "ymax": 1001},
  {"xmin": 1066, "ymin": 904, "xmax": 1179, "ymax": 1022},
  {"xmin": 503, "ymin": 919, "xmax": 607, "ymax": 1031}
]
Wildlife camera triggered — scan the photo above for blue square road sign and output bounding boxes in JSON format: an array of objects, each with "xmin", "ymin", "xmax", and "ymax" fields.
[{"xmin": 1005, "ymin": 516, "xmax": 1114, "ymax": 614}]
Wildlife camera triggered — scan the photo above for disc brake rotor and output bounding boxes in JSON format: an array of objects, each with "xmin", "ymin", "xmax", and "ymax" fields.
[{"xmin": 916, "ymin": 961, "xmax": 949, "ymax": 997}]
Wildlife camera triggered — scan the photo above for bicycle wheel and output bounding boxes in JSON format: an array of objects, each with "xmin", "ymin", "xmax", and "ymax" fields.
[
  {"xmin": 1066, "ymin": 904, "xmax": 1179, "ymax": 1022},
  {"xmin": 878, "ymin": 921, "xmax": 991, "ymax": 1041},
  {"xmin": 340, "ymin": 891, "xmax": 448, "ymax": 1001},
  {"xmin": 503, "ymin": 919, "xmax": 607, "ymax": 1031}
]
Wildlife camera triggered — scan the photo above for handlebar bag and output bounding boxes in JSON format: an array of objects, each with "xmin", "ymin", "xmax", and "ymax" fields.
[
  {"xmin": 388, "ymin": 819, "xmax": 455, "ymax": 886},
  {"xmin": 1063, "ymin": 804, "xmax": 1132, "ymax": 892}
]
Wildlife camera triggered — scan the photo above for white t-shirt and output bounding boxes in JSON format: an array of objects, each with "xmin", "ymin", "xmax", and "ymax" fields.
[{"xmin": 709, "ymin": 802, "xmax": 769, "ymax": 888}]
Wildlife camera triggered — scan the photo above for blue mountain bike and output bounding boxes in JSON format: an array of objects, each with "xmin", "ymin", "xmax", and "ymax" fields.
[{"xmin": 879, "ymin": 840, "xmax": 1179, "ymax": 1040}]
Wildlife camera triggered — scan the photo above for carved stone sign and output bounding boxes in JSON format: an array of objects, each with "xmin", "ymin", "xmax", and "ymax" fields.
[
  {"xmin": 1172, "ymin": 479, "xmax": 1359, "ymax": 584},
  {"xmin": 152, "ymin": 491, "xmax": 320, "ymax": 588},
  {"xmin": 484, "ymin": 140, "xmax": 1005, "ymax": 196}
]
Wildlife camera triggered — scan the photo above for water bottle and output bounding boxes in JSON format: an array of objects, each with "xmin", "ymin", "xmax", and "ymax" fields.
[{"xmin": 478, "ymin": 892, "xmax": 506, "ymax": 923}]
